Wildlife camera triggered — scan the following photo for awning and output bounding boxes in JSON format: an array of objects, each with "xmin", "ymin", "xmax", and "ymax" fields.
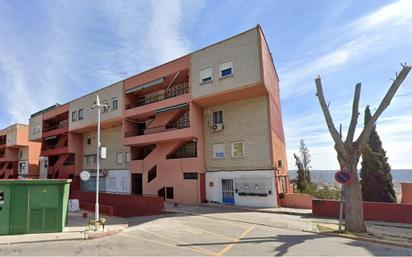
[
  {"xmin": 125, "ymin": 77, "xmax": 165, "ymax": 95},
  {"xmin": 154, "ymin": 103, "xmax": 188, "ymax": 114},
  {"xmin": 44, "ymin": 136, "xmax": 57, "ymax": 141}
]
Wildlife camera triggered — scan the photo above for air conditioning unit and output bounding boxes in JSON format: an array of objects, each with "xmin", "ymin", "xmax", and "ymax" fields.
[{"xmin": 212, "ymin": 123, "xmax": 224, "ymax": 131}]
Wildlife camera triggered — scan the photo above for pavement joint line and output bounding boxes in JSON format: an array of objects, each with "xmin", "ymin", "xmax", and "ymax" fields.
[
  {"xmin": 187, "ymin": 215, "xmax": 251, "ymax": 228},
  {"xmin": 217, "ymin": 224, "xmax": 256, "ymax": 256},
  {"xmin": 169, "ymin": 221, "xmax": 239, "ymax": 241},
  {"xmin": 139, "ymin": 227, "xmax": 219, "ymax": 256},
  {"xmin": 119, "ymin": 233, "xmax": 214, "ymax": 256}
]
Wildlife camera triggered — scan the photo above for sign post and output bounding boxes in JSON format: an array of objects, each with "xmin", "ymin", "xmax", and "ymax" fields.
[{"xmin": 334, "ymin": 169, "xmax": 354, "ymax": 233}]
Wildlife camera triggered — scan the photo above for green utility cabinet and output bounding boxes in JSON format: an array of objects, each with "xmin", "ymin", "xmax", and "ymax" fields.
[{"xmin": 0, "ymin": 179, "xmax": 71, "ymax": 235}]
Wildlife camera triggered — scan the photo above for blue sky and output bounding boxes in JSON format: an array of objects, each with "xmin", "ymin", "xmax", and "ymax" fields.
[{"xmin": 0, "ymin": 0, "xmax": 411, "ymax": 169}]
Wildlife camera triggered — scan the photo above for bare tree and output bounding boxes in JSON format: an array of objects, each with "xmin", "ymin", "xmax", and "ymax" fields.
[{"xmin": 315, "ymin": 64, "xmax": 411, "ymax": 233}]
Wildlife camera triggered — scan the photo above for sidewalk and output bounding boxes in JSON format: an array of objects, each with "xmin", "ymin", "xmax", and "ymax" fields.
[
  {"xmin": 165, "ymin": 203, "xmax": 412, "ymax": 247},
  {"xmin": 0, "ymin": 211, "xmax": 128, "ymax": 245}
]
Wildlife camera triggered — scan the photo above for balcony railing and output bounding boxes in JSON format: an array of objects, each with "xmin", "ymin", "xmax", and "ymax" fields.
[
  {"xmin": 126, "ymin": 83, "xmax": 189, "ymax": 110},
  {"xmin": 125, "ymin": 121, "xmax": 190, "ymax": 138},
  {"xmin": 43, "ymin": 119, "xmax": 69, "ymax": 132}
]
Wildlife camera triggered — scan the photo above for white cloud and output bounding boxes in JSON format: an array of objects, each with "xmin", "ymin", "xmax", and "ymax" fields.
[
  {"xmin": 279, "ymin": 0, "xmax": 412, "ymax": 100},
  {"xmin": 0, "ymin": 0, "xmax": 203, "ymax": 127},
  {"xmin": 281, "ymin": 0, "xmax": 412, "ymax": 169}
]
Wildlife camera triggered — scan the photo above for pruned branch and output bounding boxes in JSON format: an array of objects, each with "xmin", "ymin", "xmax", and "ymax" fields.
[
  {"xmin": 315, "ymin": 76, "xmax": 345, "ymax": 152},
  {"xmin": 345, "ymin": 83, "xmax": 361, "ymax": 143},
  {"xmin": 357, "ymin": 64, "xmax": 412, "ymax": 144}
]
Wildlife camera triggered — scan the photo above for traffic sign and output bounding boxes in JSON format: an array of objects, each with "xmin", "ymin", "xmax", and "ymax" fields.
[
  {"xmin": 80, "ymin": 170, "xmax": 91, "ymax": 181},
  {"xmin": 335, "ymin": 170, "xmax": 354, "ymax": 185}
]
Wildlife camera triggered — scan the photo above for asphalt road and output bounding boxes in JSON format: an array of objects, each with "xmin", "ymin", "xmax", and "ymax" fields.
[{"xmin": 0, "ymin": 213, "xmax": 411, "ymax": 256}]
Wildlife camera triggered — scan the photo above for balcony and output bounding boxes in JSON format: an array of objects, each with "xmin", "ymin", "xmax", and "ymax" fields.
[
  {"xmin": 125, "ymin": 121, "xmax": 190, "ymax": 138},
  {"xmin": 0, "ymin": 136, "xmax": 6, "ymax": 147},
  {"xmin": 126, "ymin": 83, "xmax": 189, "ymax": 110},
  {"xmin": 124, "ymin": 83, "xmax": 190, "ymax": 118},
  {"xmin": 43, "ymin": 119, "xmax": 69, "ymax": 137},
  {"xmin": 41, "ymin": 145, "xmax": 69, "ymax": 156}
]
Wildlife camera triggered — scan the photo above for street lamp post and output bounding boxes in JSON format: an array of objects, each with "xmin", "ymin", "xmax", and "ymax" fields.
[
  {"xmin": 93, "ymin": 94, "xmax": 108, "ymax": 225},
  {"xmin": 95, "ymin": 94, "xmax": 101, "ymax": 223}
]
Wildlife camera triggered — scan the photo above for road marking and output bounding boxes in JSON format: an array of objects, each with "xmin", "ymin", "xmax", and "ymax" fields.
[
  {"xmin": 217, "ymin": 224, "xmax": 256, "ymax": 256},
  {"xmin": 139, "ymin": 227, "xmax": 219, "ymax": 256},
  {"xmin": 119, "ymin": 233, "xmax": 213, "ymax": 256},
  {"xmin": 169, "ymin": 221, "xmax": 238, "ymax": 241}
]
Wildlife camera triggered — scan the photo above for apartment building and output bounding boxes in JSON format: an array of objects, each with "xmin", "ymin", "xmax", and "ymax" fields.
[
  {"xmin": 192, "ymin": 26, "xmax": 289, "ymax": 207},
  {"xmin": 25, "ymin": 25, "xmax": 289, "ymax": 208},
  {"xmin": 122, "ymin": 25, "xmax": 289, "ymax": 207},
  {"xmin": 28, "ymin": 82, "xmax": 128, "ymax": 193},
  {"xmin": 0, "ymin": 124, "xmax": 41, "ymax": 179}
]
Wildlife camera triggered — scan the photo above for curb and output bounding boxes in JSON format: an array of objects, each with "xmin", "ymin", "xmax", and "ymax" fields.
[
  {"xmin": 168, "ymin": 208, "xmax": 412, "ymax": 249},
  {"xmin": 202, "ymin": 203, "xmax": 312, "ymax": 217},
  {"xmin": 87, "ymin": 224, "xmax": 129, "ymax": 240},
  {"xmin": 0, "ymin": 234, "xmax": 83, "ymax": 246}
]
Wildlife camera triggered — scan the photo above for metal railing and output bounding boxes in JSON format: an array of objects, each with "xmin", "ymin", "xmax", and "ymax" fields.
[
  {"xmin": 125, "ymin": 120, "xmax": 190, "ymax": 138},
  {"xmin": 125, "ymin": 82, "xmax": 189, "ymax": 110},
  {"xmin": 43, "ymin": 119, "xmax": 69, "ymax": 132}
]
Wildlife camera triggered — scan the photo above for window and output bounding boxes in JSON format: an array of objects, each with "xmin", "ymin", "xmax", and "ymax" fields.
[
  {"xmin": 103, "ymin": 101, "xmax": 109, "ymax": 113},
  {"xmin": 213, "ymin": 143, "xmax": 225, "ymax": 159},
  {"xmin": 200, "ymin": 67, "xmax": 212, "ymax": 84},
  {"xmin": 278, "ymin": 160, "xmax": 283, "ymax": 168},
  {"xmin": 125, "ymin": 152, "xmax": 130, "ymax": 163},
  {"xmin": 219, "ymin": 60, "xmax": 233, "ymax": 78},
  {"xmin": 72, "ymin": 111, "xmax": 77, "ymax": 121},
  {"xmin": 213, "ymin": 111, "xmax": 223, "ymax": 125},
  {"xmin": 78, "ymin": 108, "xmax": 84, "ymax": 120},
  {"xmin": 116, "ymin": 152, "xmax": 123, "ymax": 164},
  {"xmin": 87, "ymin": 138, "xmax": 92, "ymax": 145},
  {"xmin": 148, "ymin": 165, "xmax": 157, "ymax": 183},
  {"xmin": 232, "ymin": 142, "xmax": 244, "ymax": 158},
  {"xmin": 112, "ymin": 98, "xmax": 118, "ymax": 111},
  {"xmin": 166, "ymin": 187, "xmax": 174, "ymax": 199},
  {"xmin": 183, "ymin": 172, "xmax": 198, "ymax": 180},
  {"xmin": 36, "ymin": 125, "xmax": 41, "ymax": 133},
  {"xmin": 84, "ymin": 155, "xmax": 96, "ymax": 165}
]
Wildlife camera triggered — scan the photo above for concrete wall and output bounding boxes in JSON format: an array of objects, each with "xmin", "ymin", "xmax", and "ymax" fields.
[
  {"xmin": 4, "ymin": 124, "xmax": 29, "ymax": 147},
  {"xmin": 279, "ymin": 193, "xmax": 315, "ymax": 209},
  {"xmin": 203, "ymin": 96, "xmax": 272, "ymax": 171},
  {"xmin": 312, "ymin": 199, "xmax": 412, "ymax": 224},
  {"xmin": 401, "ymin": 183, "xmax": 412, "ymax": 204},
  {"xmin": 82, "ymin": 125, "xmax": 130, "ymax": 171},
  {"xmin": 69, "ymin": 82, "xmax": 123, "ymax": 131},
  {"xmin": 191, "ymin": 28, "xmax": 261, "ymax": 99},
  {"xmin": 72, "ymin": 191, "xmax": 164, "ymax": 217},
  {"xmin": 29, "ymin": 114, "xmax": 43, "ymax": 141},
  {"xmin": 205, "ymin": 170, "xmax": 277, "ymax": 207}
]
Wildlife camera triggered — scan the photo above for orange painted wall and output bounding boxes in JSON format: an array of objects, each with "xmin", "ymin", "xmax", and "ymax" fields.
[
  {"xmin": 259, "ymin": 28, "xmax": 288, "ymax": 176},
  {"xmin": 42, "ymin": 104, "xmax": 69, "ymax": 120},
  {"xmin": 124, "ymin": 56, "xmax": 190, "ymax": 91},
  {"xmin": 401, "ymin": 183, "xmax": 412, "ymax": 204},
  {"xmin": 28, "ymin": 141, "xmax": 41, "ymax": 178},
  {"xmin": 279, "ymin": 193, "xmax": 315, "ymax": 209}
]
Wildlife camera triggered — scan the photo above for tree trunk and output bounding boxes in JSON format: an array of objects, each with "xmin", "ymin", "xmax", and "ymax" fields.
[{"xmin": 338, "ymin": 150, "xmax": 367, "ymax": 233}]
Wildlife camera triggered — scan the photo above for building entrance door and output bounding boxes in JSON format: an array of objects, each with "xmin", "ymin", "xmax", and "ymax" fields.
[
  {"xmin": 132, "ymin": 174, "xmax": 142, "ymax": 195},
  {"xmin": 221, "ymin": 179, "xmax": 235, "ymax": 205}
]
